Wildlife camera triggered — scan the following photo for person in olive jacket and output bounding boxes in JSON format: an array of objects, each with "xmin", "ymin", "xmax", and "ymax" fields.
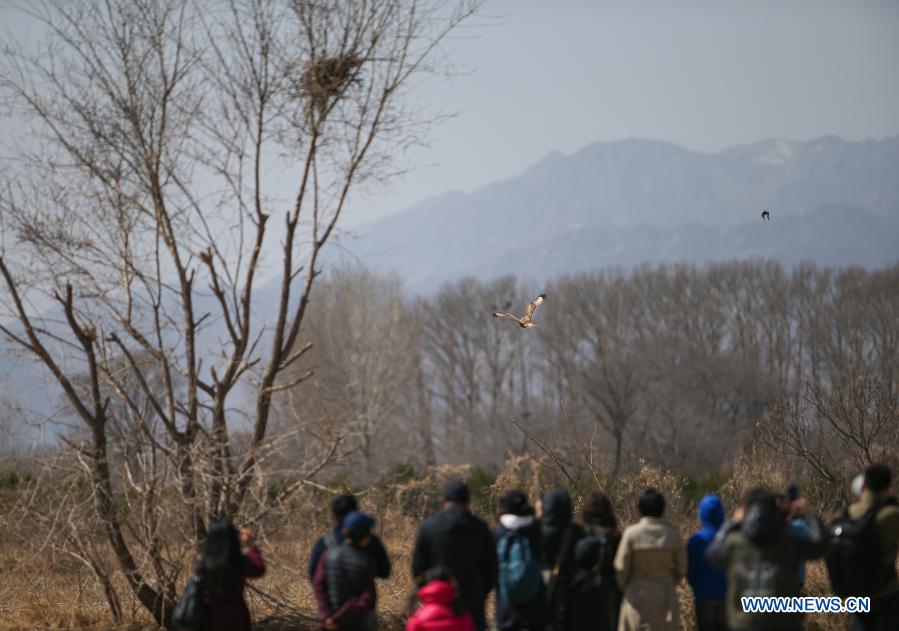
[{"xmin": 707, "ymin": 488, "xmax": 825, "ymax": 631}]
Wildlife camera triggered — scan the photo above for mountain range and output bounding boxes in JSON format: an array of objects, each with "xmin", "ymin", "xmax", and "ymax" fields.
[
  {"xmin": 3, "ymin": 134, "xmax": 899, "ymax": 445},
  {"xmin": 338, "ymin": 135, "xmax": 899, "ymax": 290}
]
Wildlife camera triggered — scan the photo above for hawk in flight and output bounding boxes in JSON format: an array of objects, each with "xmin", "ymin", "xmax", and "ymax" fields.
[
  {"xmin": 493, "ymin": 294, "xmax": 546, "ymax": 328},
  {"xmin": 761, "ymin": 210, "xmax": 770, "ymax": 221}
]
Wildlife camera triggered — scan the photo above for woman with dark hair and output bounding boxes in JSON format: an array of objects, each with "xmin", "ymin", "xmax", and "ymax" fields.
[
  {"xmin": 580, "ymin": 491, "xmax": 622, "ymax": 631},
  {"xmin": 195, "ymin": 519, "xmax": 266, "ymax": 631},
  {"xmin": 614, "ymin": 489, "xmax": 686, "ymax": 631}
]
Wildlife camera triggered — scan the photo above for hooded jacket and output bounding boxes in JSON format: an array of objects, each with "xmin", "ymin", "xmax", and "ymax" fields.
[
  {"xmin": 405, "ymin": 580, "xmax": 476, "ymax": 631},
  {"xmin": 687, "ymin": 494, "xmax": 727, "ymax": 602},
  {"xmin": 707, "ymin": 503, "xmax": 826, "ymax": 631},
  {"xmin": 540, "ymin": 490, "xmax": 585, "ymax": 577},
  {"xmin": 491, "ymin": 514, "xmax": 545, "ymax": 630},
  {"xmin": 564, "ymin": 537, "xmax": 609, "ymax": 631},
  {"xmin": 411, "ymin": 504, "xmax": 498, "ymax": 631},
  {"xmin": 540, "ymin": 490, "xmax": 585, "ymax": 631}
]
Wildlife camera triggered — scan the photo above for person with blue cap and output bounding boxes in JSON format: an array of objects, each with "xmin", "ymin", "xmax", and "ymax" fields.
[
  {"xmin": 309, "ymin": 494, "xmax": 391, "ymax": 584},
  {"xmin": 687, "ymin": 494, "xmax": 727, "ymax": 631},
  {"xmin": 313, "ymin": 510, "xmax": 379, "ymax": 630}
]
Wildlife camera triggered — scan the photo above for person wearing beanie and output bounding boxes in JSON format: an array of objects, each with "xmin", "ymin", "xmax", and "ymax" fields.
[
  {"xmin": 309, "ymin": 494, "xmax": 391, "ymax": 583},
  {"xmin": 405, "ymin": 567, "xmax": 476, "ymax": 631},
  {"xmin": 687, "ymin": 494, "xmax": 727, "ymax": 631},
  {"xmin": 491, "ymin": 490, "xmax": 545, "ymax": 631},
  {"xmin": 564, "ymin": 536, "xmax": 607, "ymax": 631},
  {"xmin": 313, "ymin": 511, "xmax": 379, "ymax": 630},
  {"xmin": 411, "ymin": 479, "xmax": 498, "ymax": 631}
]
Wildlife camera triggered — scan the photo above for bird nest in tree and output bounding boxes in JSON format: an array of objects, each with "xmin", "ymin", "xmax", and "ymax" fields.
[{"xmin": 299, "ymin": 54, "xmax": 363, "ymax": 108}]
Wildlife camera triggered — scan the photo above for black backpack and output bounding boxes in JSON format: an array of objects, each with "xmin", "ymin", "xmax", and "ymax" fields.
[
  {"xmin": 825, "ymin": 497, "xmax": 898, "ymax": 596},
  {"xmin": 172, "ymin": 573, "xmax": 207, "ymax": 630}
]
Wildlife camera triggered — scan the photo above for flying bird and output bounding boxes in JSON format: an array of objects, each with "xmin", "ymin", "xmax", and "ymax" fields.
[
  {"xmin": 761, "ymin": 210, "xmax": 770, "ymax": 221},
  {"xmin": 493, "ymin": 294, "xmax": 546, "ymax": 328}
]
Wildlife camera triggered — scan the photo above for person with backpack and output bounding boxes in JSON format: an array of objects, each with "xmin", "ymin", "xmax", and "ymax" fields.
[
  {"xmin": 492, "ymin": 490, "xmax": 544, "ymax": 631},
  {"xmin": 539, "ymin": 489, "xmax": 585, "ymax": 631},
  {"xmin": 309, "ymin": 494, "xmax": 391, "ymax": 583},
  {"xmin": 191, "ymin": 519, "xmax": 266, "ymax": 631},
  {"xmin": 313, "ymin": 511, "xmax": 379, "ymax": 630},
  {"xmin": 686, "ymin": 494, "xmax": 727, "ymax": 631},
  {"xmin": 707, "ymin": 488, "xmax": 826, "ymax": 631},
  {"xmin": 614, "ymin": 488, "xmax": 686, "ymax": 631},
  {"xmin": 580, "ymin": 490, "xmax": 623, "ymax": 631},
  {"xmin": 836, "ymin": 464, "xmax": 899, "ymax": 631},
  {"xmin": 405, "ymin": 567, "xmax": 476, "ymax": 631},
  {"xmin": 411, "ymin": 479, "xmax": 498, "ymax": 631},
  {"xmin": 564, "ymin": 536, "xmax": 608, "ymax": 631}
]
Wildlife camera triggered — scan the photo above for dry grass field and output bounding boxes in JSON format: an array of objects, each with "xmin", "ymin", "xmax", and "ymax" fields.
[{"xmin": 0, "ymin": 460, "xmax": 866, "ymax": 630}]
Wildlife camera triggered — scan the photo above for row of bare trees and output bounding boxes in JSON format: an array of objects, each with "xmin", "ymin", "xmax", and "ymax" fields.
[{"xmin": 282, "ymin": 260, "xmax": 898, "ymax": 478}]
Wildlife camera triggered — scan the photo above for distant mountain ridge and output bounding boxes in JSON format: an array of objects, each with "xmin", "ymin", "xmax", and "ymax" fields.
[
  {"xmin": 340, "ymin": 134, "xmax": 899, "ymax": 290},
  {"xmin": 3, "ymin": 134, "xmax": 899, "ymax": 441}
]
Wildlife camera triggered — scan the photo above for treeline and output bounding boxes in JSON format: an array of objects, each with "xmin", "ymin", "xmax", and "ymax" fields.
[{"xmin": 279, "ymin": 261, "xmax": 899, "ymax": 480}]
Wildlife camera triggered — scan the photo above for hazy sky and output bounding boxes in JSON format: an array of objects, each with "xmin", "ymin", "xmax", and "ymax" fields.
[
  {"xmin": 2, "ymin": 0, "xmax": 898, "ymax": 227},
  {"xmin": 344, "ymin": 0, "xmax": 899, "ymax": 224}
]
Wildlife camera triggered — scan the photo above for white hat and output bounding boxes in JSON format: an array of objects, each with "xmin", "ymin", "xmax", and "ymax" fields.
[{"xmin": 850, "ymin": 473, "xmax": 864, "ymax": 499}]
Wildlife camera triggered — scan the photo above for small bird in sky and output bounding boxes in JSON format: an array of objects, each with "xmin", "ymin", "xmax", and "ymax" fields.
[
  {"xmin": 761, "ymin": 210, "xmax": 770, "ymax": 221},
  {"xmin": 493, "ymin": 294, "xmax": 546, "ymax": 328}
]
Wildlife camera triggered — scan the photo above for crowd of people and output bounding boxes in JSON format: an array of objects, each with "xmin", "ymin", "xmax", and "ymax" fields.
[{"xmin": 183, "ymin": 464, "xmax": 899, "ymax": 631}]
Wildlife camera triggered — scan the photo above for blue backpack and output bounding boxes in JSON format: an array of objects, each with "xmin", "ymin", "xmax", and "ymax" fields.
[{"xmin": 497, "ymin": 531, "xmax": 542, "ymax": 604}]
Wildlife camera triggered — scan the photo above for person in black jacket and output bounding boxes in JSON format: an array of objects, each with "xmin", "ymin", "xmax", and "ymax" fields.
[
  {"xmin": 564, "ymin": 536, "xmax": 606, "ymax": 631},
  {"xmin": 309, "ymin": 494, "xmax": 391, "ymax": 584},
  {"xmin": 539, "ymin": 490, "xmax": 585, "ymax": 631},
  {"xmin": 491, "ymin": 490, "xmax": 545, "ymax": 631},
  {"xmin": 411, "ymin": 479, "xmax": 498, "ymax": 631},
  {"xmin": 580, "ymin": 491, "xmax": 622, "ymax": 631}
]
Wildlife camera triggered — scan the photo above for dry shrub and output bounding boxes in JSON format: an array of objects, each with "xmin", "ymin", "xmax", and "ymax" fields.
[
  {"xmin": 492, "ymin": 455, "xmax": 566, "ymax": 506},
  {"xmin": 2, "ymin": 456, "xmax": 891, "ymax": 630},
  {"xmin": 721, "ymin": 448, "xmax": 792, "ymax": 510},
  {"xmin": 609, "ymin": 460, "xmax": 690, "ymax": 526},
  {"xmin": 389, "ymin": 464, "xmax": 473, "ymax": 521}
]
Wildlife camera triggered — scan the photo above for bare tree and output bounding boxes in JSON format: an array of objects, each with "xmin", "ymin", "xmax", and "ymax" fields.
[
  {"xmin": 280, "ymin": 266, "xmax": 420, "ymax": 475},
  {"xmin": 756, "ymin": 374, "xmax": 899, "ymax": 507},
  {"xmin": 0, "ymin": 0, "xmax": 480, "ymax": 625},
  {"xmin": 420, "ymin": 277, "xmax": 541, "ymax": 463}
]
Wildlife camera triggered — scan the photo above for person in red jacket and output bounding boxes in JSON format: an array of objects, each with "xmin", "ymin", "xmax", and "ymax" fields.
[
  {"xmin": 194, "ymin": 519, "xmax": 266, "ymax": 631},
  {"xmin": 406, "ymin": 567, "xmax": 476, "ymax": 631}
]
